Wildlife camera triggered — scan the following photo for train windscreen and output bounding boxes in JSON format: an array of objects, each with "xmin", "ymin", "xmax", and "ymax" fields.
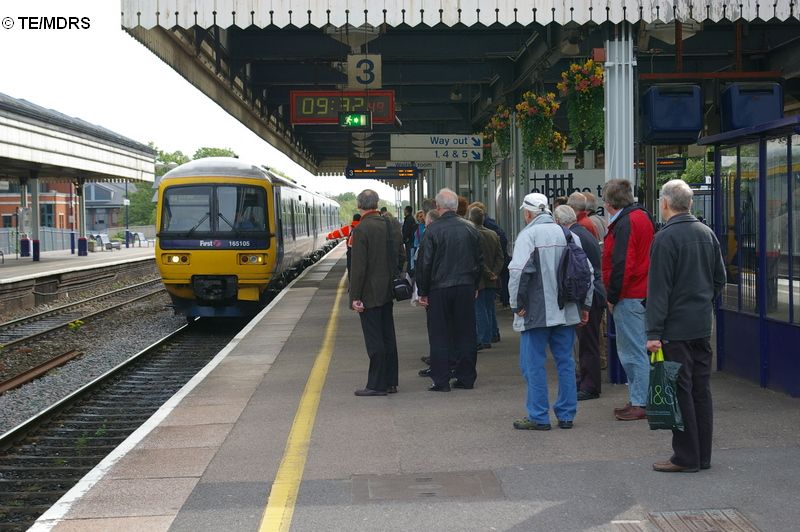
[{"xmin": 162, "ymin": 185, "xmax": 267, "ymax": 234}]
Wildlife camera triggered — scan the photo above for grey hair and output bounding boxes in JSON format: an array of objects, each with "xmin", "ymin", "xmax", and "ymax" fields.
[
  {"xmin": 425, "ymin": 209, "xmax": 441, "ymax": 225},
  {"xmin": 601, "ymin": 179, "xmax": 635, "ymax": 209},
  {"xmin": 660, "ymin": 179, "xmax": 693, "ymax": 213},
  {"xmin": 583, "ymin": 191, "xmax": 599, "ymax": 211},
  {"xmin": 421, "ymin": 197, "xmax": 436, "ymax": 213},
  {"xmin": 554, "ymin": 205, "xmax": 577, "ymax": 226},
  {"xmin": 567, "ymin": 192, "xmax": 587, "ymax": 211},
  {"xmin": 467, "ymin": 207, "xmax": 485, "ymax": 226},
  {"xmin": 356, "ymin": 189, "xmax": 379, "ymax": 210},
  {"xmin": 435, "ymin": 188, "xmax": 458, "ymax": 211}
]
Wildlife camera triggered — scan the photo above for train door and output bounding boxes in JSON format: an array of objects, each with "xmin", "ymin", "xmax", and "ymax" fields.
[{"xmin": 273, "ymin": 187, "xmax": 285, "ymax": 268}]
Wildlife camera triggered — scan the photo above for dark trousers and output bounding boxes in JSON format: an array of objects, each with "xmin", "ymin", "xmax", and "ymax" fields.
[
  {"xmin": 358, "ymin": 302, "xmax": 399, "ymax": 391},
  {"xmin": 662, "ymin": 338, "xmax": 713, "ymax": 469},
  {"xmin": 428, "ymin": 285, "xmax": 477, "ymax": 387},
  {"xmin": 576, "ymin": 298, "xmax": 604, "ymax": 394}
]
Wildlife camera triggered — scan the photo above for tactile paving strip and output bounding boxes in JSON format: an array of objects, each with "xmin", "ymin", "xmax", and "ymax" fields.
[{"xmin": 648, "ymin": 508, "xmax": 761, "ymax": 531}]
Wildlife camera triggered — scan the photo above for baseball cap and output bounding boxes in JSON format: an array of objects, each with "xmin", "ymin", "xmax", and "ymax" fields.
[{"xmin": 520, "ymin": 192, "xmax": 549, "ymax": 213}]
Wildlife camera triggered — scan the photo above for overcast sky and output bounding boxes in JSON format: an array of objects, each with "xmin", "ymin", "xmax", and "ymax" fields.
[{"xmin": 0, "ymin": 0, "xmax": 404, "ymax": 201}]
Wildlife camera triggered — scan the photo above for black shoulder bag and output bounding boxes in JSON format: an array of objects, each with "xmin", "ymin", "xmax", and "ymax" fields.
[{"xmin": 384, "ymin": 218, "xmax": 412, "ymax": 301}]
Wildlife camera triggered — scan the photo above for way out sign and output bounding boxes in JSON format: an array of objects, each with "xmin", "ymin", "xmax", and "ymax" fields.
[{"xmin": 390, "ymin": 134, "xmax": 483, "ymax": 162}]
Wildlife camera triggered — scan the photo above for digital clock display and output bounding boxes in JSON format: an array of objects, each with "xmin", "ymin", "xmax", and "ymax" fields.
[{"xmin": 290, "ymin": 90, "xmax": 395, "ymax": 125}]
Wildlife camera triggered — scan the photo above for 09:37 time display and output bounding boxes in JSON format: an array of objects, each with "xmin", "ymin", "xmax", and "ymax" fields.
[{"xmin": 290, "ymin": 90, "xmax": 395, "ymax": 124}]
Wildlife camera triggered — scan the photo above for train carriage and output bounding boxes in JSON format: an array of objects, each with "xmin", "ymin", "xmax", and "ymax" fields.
[{"xmin": 155, "ymin": 157, "xmax": 339, "ymax": 318}]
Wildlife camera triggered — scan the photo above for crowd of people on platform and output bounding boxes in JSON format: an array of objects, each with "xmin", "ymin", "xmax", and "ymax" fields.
[{"xmin": 333, "ymin": 177, "xmax": 725, "ymax": 474}]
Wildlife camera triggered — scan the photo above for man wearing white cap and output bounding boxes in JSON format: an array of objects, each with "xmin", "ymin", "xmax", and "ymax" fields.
[{"xmin": 508, "ymin": 192, "xmax": 591, "ymax": 430}]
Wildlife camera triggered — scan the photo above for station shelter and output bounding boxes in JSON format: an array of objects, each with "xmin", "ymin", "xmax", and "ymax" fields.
[{"xmin": 0, "ymin": 92, "xmax": 155, "ymax": 259}]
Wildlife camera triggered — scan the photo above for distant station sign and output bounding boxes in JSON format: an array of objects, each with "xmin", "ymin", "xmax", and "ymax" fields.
[
  {"xmin": 387, "ymin": 161, "xmax": 434, "ymax": 169},
  {"xmin": 290, "ymin": 90, "xmax": 395, "ymax": 125},
  {"xmin": 345, "ymin": 166, "xmax": 419, "ymax": 180},
  {"xmin": 390, "ymin": 134, "xmax": 483, "ymax": 161}
]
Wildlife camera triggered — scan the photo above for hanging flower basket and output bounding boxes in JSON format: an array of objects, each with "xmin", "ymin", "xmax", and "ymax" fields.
[
  {"xmin": 515, "ymin": 91, "xmax": 565, "ymax": 169},
  {"xmin": 477, "ymin": 127, "xmax": 495, "ymax": 177},
  {"xmin": 485, "ymin": 105, "xmax": 511, "ymax": 158},
  {"xmin": 557, "ymin": 59, "xmax": 604, "ymax": 151}
]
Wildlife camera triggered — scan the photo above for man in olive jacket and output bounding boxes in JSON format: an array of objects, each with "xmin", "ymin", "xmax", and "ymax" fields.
[
  {"xmin": 468, "ymin": 207, "xmax": 504, "ymax": 350},
  {"xmin": 646, "ymin": 180, "xmax": 726, "ymax": 473},
  {"xmin": 350, "ymin": 189, "xmax": 406, "ymax": 397}
]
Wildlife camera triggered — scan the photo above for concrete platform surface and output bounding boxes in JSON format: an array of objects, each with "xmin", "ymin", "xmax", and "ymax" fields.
[{"xmin": 33, "ymin": 244, "xmax": 800, "ymax": 532}]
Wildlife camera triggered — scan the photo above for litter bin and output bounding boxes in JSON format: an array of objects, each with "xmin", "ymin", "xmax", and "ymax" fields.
[{"xmin": 78, "ymin": 237, "xmax": 88, "ymax": 256}]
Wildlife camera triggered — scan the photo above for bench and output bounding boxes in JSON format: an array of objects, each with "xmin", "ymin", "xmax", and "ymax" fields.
[
  {"xmin": 92, "ymin": 234, "xmax": 120, "ymax": 251},
  {"xmin": 132, "ymin": 232, "xmax": 154, "ymax": 247}
]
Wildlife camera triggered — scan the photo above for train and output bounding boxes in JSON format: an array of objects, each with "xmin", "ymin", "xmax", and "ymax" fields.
[{"xmin": 155, "ymin": 157, "xmax": 340, "ymax": 318}]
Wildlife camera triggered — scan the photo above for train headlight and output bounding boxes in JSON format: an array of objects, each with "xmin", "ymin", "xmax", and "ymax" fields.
[
  {"xmin": 239, "ymin": 254, "xmax": 265, "ymax": 264},
  {"xmin": 163, "ymin": 254, "xmax": 190, "ymax": 265}
]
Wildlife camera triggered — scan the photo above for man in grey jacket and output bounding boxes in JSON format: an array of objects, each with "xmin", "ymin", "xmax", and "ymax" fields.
[
  {"xmin": 509, "ymin": 193, "xmax": 591, "ymax": 430},
  {"xmin": 646, "ymin": 180, "xmax": 726, "ymax": 472}
]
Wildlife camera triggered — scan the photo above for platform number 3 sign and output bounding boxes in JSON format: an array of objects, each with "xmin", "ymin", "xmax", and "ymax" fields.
[{"xmin": 347, "ymin": 54, "xmax": 382, "ymax": 89}]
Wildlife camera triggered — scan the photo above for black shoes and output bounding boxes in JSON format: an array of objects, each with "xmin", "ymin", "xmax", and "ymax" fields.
[
  {"xmin": 451, "ymin": 380, "xmax": 473, "ymax": 389},
  {"xmin": 557, "ymin": 420, "xmax": 573, "ymax": 429},
  {"xmin": 420, "ymin": 356, "xmax": 431, "ymax": 364},
  {"xmin": 577, "ymin": 390, "xmax": 600, "ymax": 401},
  {"xmin": 491, "ymin": 334, "xmax": 501, "ymax": 343},
  {"xmin": 476, "ymin": 343, "xmax": 492, "ymax": 351},
  {"xmin": 418, "ymin": 367, "xmax": 432, "ymax": 377},
  {"xmin": 354, "ymin": 388, "xmax": 387, "ymax": 397},
  {"xmin": 428, "ymin": 384, "xmax": 451, "ymax": 392},
  {"xmin": 387, "ymin": 386, "xmax": 398, "ymax": 394}
]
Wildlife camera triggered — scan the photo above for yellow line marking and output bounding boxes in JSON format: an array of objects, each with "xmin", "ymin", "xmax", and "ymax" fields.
[{"xmin": 259, "ymin": 272, "xmax": 347, "ymax": 532}]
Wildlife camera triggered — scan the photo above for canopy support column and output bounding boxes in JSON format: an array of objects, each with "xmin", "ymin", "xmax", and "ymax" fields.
[{"xmin": 604, "ymin": 23, "xmax": 636, "ymax": 184}]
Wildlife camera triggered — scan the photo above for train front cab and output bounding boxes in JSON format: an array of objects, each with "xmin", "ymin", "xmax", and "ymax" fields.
[
  {"xmin": 699, "ymin": 116, "xmax": 800, "ymax": 396},
  {"xmin": 156, "ymin": 169, "xmax": 278, "ymax": 318}
]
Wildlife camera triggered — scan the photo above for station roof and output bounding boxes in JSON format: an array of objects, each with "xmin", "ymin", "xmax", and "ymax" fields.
[
  {"xmin": 121, "ymin": 0, "xmax": 800, "ymax": 175},
  {"xmin": 0, "ymin": 92, "xmax": 155, "ymax": 184}
]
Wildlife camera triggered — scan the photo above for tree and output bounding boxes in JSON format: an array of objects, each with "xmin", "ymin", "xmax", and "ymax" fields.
[
  {"xmin": 127, "ymin": 182, "xmax": 157, "ymax": 225},
  {"xmin": 680, "ymin": 157, "xmax": 707, "ymax": 184},
  {"xmin": 193, "ymin": 147, "xmax": 238, "ymax": 159}
]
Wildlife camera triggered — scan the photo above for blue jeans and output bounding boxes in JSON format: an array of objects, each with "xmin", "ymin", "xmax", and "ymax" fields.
[
  {"xmin": 519, "ymin": 325, "xmax": 577, "ymax": 424},
  {"xmin": 474, "ymin": 288, "xmax": 495, "ymax": 345},
  {"xmin": 612, "ymin": 298, "xmax": 649, "ymax": 406}
]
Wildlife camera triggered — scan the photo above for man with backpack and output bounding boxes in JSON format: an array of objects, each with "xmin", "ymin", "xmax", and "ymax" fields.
[{"xmin": 508, "ymin": 193, "xmax": 591, "ymax": 431}]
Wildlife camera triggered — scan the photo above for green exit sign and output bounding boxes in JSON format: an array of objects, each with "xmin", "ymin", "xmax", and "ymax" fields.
[{"xmin": 339, "ymin": 111, "xmax": 372, "ymax": 130}]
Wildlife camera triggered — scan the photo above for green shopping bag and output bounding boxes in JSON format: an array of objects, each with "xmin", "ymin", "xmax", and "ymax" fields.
[{"xmin": 646, "ymin": 348, "xmax": 684, "ymax": 431}]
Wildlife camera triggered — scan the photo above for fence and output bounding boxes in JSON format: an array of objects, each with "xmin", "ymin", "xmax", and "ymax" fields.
[{"xmin": 0, "ymin": 226, "xmax": 156, "ymax": 255}]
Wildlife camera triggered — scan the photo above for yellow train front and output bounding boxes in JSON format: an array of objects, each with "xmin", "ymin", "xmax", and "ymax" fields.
[{"xmin": 155, "ymin": 158, "xmax": 339, "ymax": 318}]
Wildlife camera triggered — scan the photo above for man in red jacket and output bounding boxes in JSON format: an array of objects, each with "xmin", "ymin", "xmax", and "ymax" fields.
[{"xmin": 601, "ymin": 179, "xmax": 655, "ymax": 421}]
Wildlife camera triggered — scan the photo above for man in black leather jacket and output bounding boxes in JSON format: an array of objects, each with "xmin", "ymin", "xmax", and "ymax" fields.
[{"xmin": 416, "ymin": 188, "xmax": 483, "ymax": 391}]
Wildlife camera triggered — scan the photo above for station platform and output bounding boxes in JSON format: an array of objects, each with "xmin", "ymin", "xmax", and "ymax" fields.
[
  {"xmin": 32, "ymin": 243, "xmax": 800, "ymax": 532},
  {"xmin": 0, "ymin": 246, "xmax": 154, "ymax": 284}
]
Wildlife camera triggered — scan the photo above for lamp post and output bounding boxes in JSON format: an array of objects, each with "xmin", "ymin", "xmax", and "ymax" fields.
[{"xmin": 124, "ymin": 181, "xmax": 130, "ymax": 248}]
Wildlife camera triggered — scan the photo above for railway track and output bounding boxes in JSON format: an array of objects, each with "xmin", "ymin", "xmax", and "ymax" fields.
[
  {"xmin": 0, "ymin": 280, "xmax": 164, "ymax": 349},
  {"xmin": 0, "ymin": 320, "xmax": 243, "ymax": 532}
]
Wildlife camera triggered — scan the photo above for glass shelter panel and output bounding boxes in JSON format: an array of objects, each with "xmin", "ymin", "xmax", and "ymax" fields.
[
  {"xmin": 793, "ymin": 135, "xmax": 800, "ymax": 324},
  {"xmin": 739, "ymin": 143, "xmax": 760, "ymax": 315},
  {"xmin": 719, "ymin": 148, "xmax": 739, "ymax": 311},
  {"xmin": 765, "ymin": 138, "xmax": 790, "ymax": 321}
]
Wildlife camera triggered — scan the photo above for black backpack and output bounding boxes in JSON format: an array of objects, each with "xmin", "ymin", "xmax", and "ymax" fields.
[{"xmin": 556, "ymin": 226, "xmax": 592, "ymax": 309}]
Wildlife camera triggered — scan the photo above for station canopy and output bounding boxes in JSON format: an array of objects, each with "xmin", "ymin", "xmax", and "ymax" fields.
[{"xmin": 122, "ymin": 0, "xmax": 800, "ymax": 174}]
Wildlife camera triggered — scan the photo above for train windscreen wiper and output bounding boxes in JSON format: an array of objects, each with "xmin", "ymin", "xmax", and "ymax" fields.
[
  {"xmin": 185, "ymin": 213, "xmax": 210, "ymax": 237},
  {"xmin": 218, "ymin": 213, "xmax": 245, "ymax": 237}
]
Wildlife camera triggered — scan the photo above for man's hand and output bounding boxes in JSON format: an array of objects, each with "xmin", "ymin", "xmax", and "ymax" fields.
[
  {"xmin": 351, "ymin": 300, "xmax": 365, "ymax": 313},
  {"xmin": 475, "ymin": 290, "xmax": 479, "ymax": 300},
  {"xmin": 516, "ymin": 308, "xmax": 526, "ymax": 317},
  {"xmin": 577, "ymin": 309, "xmax": 589, "ymax": 327},
  {"xmin": 647, "ymin": 340, "xmax": 662, "ymax": 353},
  {"xmin": 607, "ymin": 302, "xmax": 615, "ymax": 314},
  {"xmin": 419, "ymin": 296, "xmax": 429, "ymax": 308}
]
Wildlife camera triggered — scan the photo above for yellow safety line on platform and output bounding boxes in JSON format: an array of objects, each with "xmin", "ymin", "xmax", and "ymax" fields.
[{"xmin": 259, "ymin": 273, "xmax": 346, "ymax": 532}]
